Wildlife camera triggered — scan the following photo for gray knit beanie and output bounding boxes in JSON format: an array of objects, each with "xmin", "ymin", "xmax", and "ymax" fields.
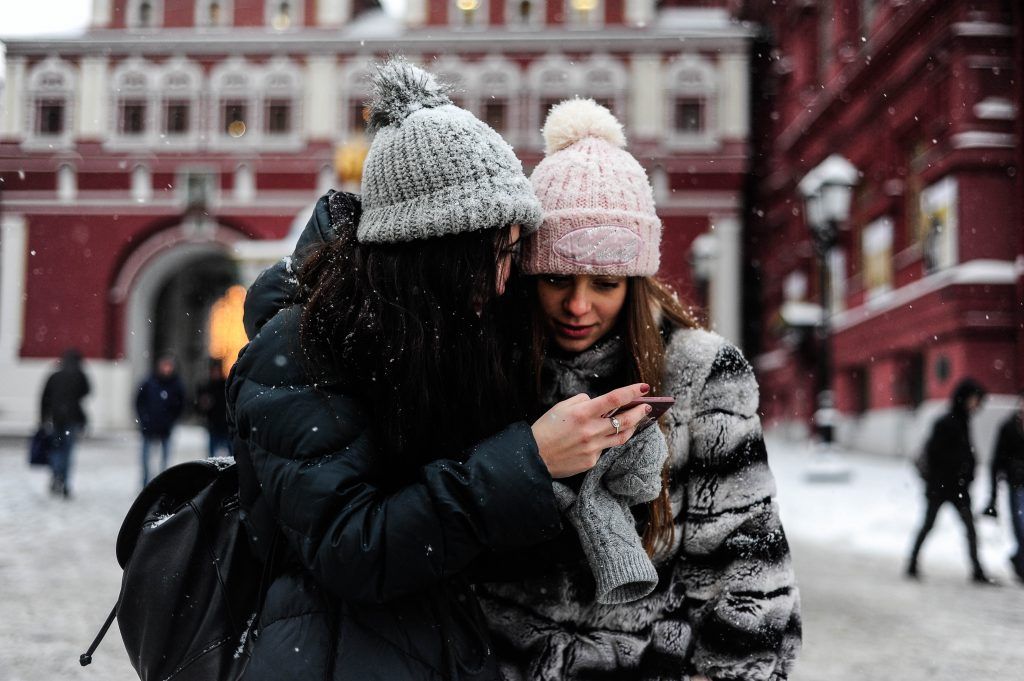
[{"xmin": 358, "ymin": 57, "xmax": 542, "ymax": 244}]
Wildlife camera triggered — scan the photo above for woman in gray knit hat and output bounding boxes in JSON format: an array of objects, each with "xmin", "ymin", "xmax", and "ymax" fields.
[
  {"xmin": 225, "ymin": 61, "xmax": 653, "ymax": 681},
  {"xmin": 477, "ymin": 99, "xmax": 802, "ymax": 681}
]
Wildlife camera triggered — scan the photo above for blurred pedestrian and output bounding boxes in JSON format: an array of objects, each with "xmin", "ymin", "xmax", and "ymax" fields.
[
  {"xmin": 907, "ymin": 378, "xmax": 995, "ymax": 584},
  {"xmin": 135, "ymin": 353, "xmax": 186, "ymax": 486},
  {"xmin": 39, "ymin": 348, "xmax": 90, "ymax": 498},
  {"xmin": 983, "ymin": 390, "xmax": 1024, "ymax": 582},
  {"xmin": 195, "ymin": 359, "xmax": 231, "ymax": 458}
]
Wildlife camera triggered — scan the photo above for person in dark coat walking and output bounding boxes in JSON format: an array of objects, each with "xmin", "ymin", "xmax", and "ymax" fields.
[
  {"xmin": 226, "ymin": 59, "xmax": 651, "ymax": 681},
  {"xmin": 39, "ymin": 348, "xmax": 91, "ymax": 498},
  {"xmin": 907, "ymin": 377, "xmax": 994, "ymax": 584},
  {"xmin": 983, "ymin": 390, "xmax": 1024, "ymax": 581},
  {"xmin": 195, "ymin": 359, "xmax": 231, "ymax": 458},
  {"xmin": 135, "ymin": 353, "xmax": 186, "ymax": 486}
]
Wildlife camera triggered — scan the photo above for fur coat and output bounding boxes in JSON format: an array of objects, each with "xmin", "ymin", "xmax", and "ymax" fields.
[{"xmin": 476, "ymin": 327, "xmax": 802, "ymax": 681}]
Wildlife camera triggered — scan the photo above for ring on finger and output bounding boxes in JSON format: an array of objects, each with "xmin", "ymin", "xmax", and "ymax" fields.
[{"xmin": 609, "ymin": 416, "xmax": 621, "ymax": 436}]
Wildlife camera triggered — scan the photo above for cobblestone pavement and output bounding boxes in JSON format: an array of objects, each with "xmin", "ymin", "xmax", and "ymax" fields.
[{"xmin": 1, "ymin": 430, "xmax": 1022, "ymax": 681}]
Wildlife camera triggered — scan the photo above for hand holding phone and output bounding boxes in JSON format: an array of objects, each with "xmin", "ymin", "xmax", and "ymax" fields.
[{"xmin": 604, "ymin": 396, "xmax": 674, "ymax": 433}]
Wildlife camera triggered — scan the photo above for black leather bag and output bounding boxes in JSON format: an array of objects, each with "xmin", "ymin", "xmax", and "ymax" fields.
[
  {"xmin": 28, "ymin": 427, "xmax": 53, "ymax": 467},
  {"xmin": 81, "ymin": 459, "xmax": 276, "ymax": 681}
]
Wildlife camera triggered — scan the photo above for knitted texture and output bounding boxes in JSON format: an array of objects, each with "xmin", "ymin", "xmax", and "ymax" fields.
[
  {"xmin": 553, "ymin": 424, "xmax": 669, "ymax": 605},
  {"xmin": 520, "ymin": 98, "xmax": 661, "ymax": 276},
  {"xmin": 358, "ymin": 57, "xmax": 542, "ymax": 244}
]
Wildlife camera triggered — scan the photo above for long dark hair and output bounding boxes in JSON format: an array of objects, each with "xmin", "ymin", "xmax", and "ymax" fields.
[
  {"xmin": 298, "ymin": 218, "xmax": 523, "ymax": 471},
  {"xmin": 527, "ymin": 276, "xmax": 699, "ymax": 557}
]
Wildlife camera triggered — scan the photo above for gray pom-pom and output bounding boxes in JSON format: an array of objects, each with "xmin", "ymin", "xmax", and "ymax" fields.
[{"xmin": 367, "ymin": 57, "xmax": 453, "ymax": 133}]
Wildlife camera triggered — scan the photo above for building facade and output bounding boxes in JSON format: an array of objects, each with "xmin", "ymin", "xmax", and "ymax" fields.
[
  {"xmin": 0, "ymin": 0, "xmax": 754, "ymax": 428},
  {"xmin": 743, "ymin": 0, "xmax": 1022, "ymax": 455}
]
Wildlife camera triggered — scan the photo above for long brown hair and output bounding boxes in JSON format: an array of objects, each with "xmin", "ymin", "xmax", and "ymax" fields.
[{"xmin": 528, "ymin": 276, "xmax": 699, "ymax": 558}]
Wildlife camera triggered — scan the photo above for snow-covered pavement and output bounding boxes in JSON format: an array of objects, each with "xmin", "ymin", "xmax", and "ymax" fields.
[{"xmin": 0, "ymin": 429, "xmax": 1021, "ymax": 681}]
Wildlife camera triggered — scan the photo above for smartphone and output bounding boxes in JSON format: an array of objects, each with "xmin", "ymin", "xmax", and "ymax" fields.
[{"xmin": 604, "ymin": 396, "xmax": 675, "ymax": 433}]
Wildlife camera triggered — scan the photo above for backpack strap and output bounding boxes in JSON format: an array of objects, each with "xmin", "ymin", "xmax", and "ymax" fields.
[{"xmin": 79, "ymin": 603, "xmax": 118, "ymax": 667}]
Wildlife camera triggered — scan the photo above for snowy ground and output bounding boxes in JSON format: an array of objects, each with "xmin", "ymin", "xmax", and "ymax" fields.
[{"xmin": 0, "ymin": 429, "xmax": 1021, "ymax": 681}]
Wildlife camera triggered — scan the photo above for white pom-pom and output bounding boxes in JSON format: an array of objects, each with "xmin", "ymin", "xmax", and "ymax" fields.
[{"xmin": 542, "ymin": 98, "xmax": 626, "ymax": 155}]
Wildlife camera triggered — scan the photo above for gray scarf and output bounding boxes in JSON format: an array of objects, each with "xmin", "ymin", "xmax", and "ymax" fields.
[{"xmin": 540, "ymin": 335, "xmax": 626, "ymax": 407}]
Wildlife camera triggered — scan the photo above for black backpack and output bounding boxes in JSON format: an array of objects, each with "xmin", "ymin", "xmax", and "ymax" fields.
[{"xmin": 81, "ymin": 458, "xmax": 277, "ymax": 681}]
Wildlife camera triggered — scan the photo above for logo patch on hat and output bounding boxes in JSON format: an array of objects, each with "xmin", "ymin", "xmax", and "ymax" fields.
[{"xmin": 552, "ymin": 226, "xmax": 641, "ymax": 266}]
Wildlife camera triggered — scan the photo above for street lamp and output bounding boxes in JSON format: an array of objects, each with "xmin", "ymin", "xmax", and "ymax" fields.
[{"xmin": 798, "ymin": 155, "xmax": 858, "ymax": 466}]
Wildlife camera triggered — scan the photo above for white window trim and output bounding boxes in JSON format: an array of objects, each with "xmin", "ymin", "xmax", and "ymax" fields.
[
  {"xmin": 527, "ymin": 55, "xmax": 582, "ymax": 148},
  {"xmin": 506, "ymin": 0, "xmax": 545, "ymax": 29},
  {"xmin": 564, "ymin": 0, "xmax": 603, "ymax": 30},
  {"xmin": 157, "ymin": 58, "xmax": 205, "ymax": 150},
  {"xmin": 265, "ymin": 0, "xmax": 303, "ymax": 31},
  {"xmin": 449, "ymin": 0, "xmax": 489, "ymax": 29},
  {"xmin": 127, "ymin": 0, "xmax": 164, "ymax": 29},
  {"xmin": 580, "ymin": 54, "xmax": 627, "ymax": 123},
  {"xmin": 195, "ymin": 0, "xmax": 234, "ymax": 28},
  {"xmin": 176, "ymin": 166, "xmax": 220, "ymax": 210},
  {"xmin": 476, "ymin": 55, "xmax": 523, "ymax": 143},
  {"xmin": 664, "ymin": 55, "xmax": 719, "ymax": 150},
  {"xmin": 106, "ymin": 58, "xmax": 159, "ymax": 150},
  {"xmin": 338, "ymin": 59, "xmax": 374, "ymax": 138},
  {"xmin": 260, "ymin": 58, "xmax": 304, "ymax": 151},
  {"xmin": 210, "ymin": 58, "xmax": 260, "ymax": 150},
  {"xmin": 431, "ymin": 56, "xmax": 476, "ymax": 114},
  {"xmin": 23, "ymin": 57, "xmax": 76, "ymax": 151}
]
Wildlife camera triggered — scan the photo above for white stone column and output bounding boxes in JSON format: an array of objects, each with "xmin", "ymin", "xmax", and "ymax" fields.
[
  {"xmin": 91, "ymin": 0, "xmax": 113, "ymax": 27},
  {"xmin": 2, "ymin": 58, "xmax": 27, "ymax": 137},
  {"xmin": 625, "ymin": 0, "xmax": 654, "ymax": 26},
  {"xmin": 718, "ymin": 52, "xmax": 749, "ymax": 139},
  {"xmin": 0, "ymin": 215, "xmax": 27, "ymax": 364},
  {"xmin": 316, "ymin": 0, "xmax": 351, "ymax": 25},
  {"xmin": 405, "ymin": 0, "xmax": 427, "ymax": 26},
  {"xmin": 629, "ymin": 55, "xmax": 663, "ymax": 140},
  {"xmin": 708, "ymin": 214, "xmax": 742, "ymax": 347},
  {"xmin": 77, "ymin": 56, "xmax": 108, "ymax": 139},
  {"xmin": 305, "ymin": 56, "xmax": 337, "ymax": 141}
]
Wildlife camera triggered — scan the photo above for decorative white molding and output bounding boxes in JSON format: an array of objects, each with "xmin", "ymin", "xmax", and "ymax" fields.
[
  {"xmin": 951, "ymin": 131, "xmax": 1017, "ymax": 149},
  {"xmin": 663, "ymin": 54, "xmax": 720, "ymax": 151},
  {"xmin": 3, "ymin": 58, "xmax": 28, "ymax": 137},
  {"xmin": 629, "ymin": 54, "xmax": 662, "ymax": 139},
  {"xmin": 22, "ymin": 56, "xmax": 77, "ymax": 150},
  {"xmin": 831, "ymin": 259, "xmax": 1017, "ymax": 332}
]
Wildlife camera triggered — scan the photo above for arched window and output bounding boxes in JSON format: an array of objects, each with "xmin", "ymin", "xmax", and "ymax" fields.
[
  {"xmin": 210, "ymin": 59, "xmax": 258, "ymax": 146},
  {"xmin": 110, "ymin": 60, "xmax": 155, "ymax": 143},
  {"xmin": 450, "ymin": 0, "xmax": 488, "ymax": 28},
  {"xmin": 338, "ymin": 59, "xmax": 374, "ymax": 136},
  {"xmin": 476, "ymin": 56, "xmax": 522, "ymax": 140},
  {"xmin": 664, "ymin": 55, "xmax": 718, "ymax": 148},
  {"xmin": 267, "ymin": 0, "xmax": 302, "ymax": 30},
  {"xmin": 527, "ymin": 56, "xmax": 580, "ymax": 145},
  {"xmin": 158, "ymin": 59, "xmax": 202, "ymax": 145},
  {"xmin": 565, "ymin": 0, "xmax": 602, "ymax": 29},
  {"xmin": 128, "ymin": 0, "xmax": 163, "ymax": 28},
  {"xmin": 262, "ymin": 60, "xmax": 302, "ymax": 142},
  {"xmin": 431, "ymin": 57, "xmax": 473, "ymax": 112},
  {"xmin": 26, "ymin": 58, "xmax": 76, "ymax": 146},
  {"xmin": 196, "ymin": 0, "xmax": 232, "ymax": 27},
  {"xmin": 580, "ymin": 55, "xmax": 627, "ymax": 121},
  {"xmin": 507, "ymin": 0, "xmax": 544, "ymax": 28}
]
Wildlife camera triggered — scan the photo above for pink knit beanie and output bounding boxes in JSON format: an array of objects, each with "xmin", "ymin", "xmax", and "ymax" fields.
[{"xmin": 520, "ymin": 98, "xmax": 661, "ymax": 277}]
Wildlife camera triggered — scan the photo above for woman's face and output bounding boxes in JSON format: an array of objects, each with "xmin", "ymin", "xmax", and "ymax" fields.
[
  {"xmin": 536, "ymin": 274, "xmax": 628, "ymax": 353},
  {"xmin": 495, "ymin": 224, "xmax": 521, "ymax": 296}
]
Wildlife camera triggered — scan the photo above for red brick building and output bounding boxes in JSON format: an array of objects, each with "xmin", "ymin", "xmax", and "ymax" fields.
[
  {"xmin": 743, "ymin": 0, "xmax": 1022, "ymax": 455},
  {"xmin": 0, "ymin": 0, "xmax": 754, "ymax": 428}
]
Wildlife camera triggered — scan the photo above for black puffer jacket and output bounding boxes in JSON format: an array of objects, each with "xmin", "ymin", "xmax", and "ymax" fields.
[{"xmin": 226, "ymin": 192, "xmax": 563, "ymax": 681}]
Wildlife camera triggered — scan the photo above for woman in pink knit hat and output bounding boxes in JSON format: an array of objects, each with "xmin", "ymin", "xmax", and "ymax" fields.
[{"xmin": 477, "ymin": 99, "xmax": 802, "ymax": 681}]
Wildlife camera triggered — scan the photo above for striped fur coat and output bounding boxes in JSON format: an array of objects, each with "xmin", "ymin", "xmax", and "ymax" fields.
[{"xmin": 476, "ymin": 327, "xmax": 801, "ymax": 681}]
